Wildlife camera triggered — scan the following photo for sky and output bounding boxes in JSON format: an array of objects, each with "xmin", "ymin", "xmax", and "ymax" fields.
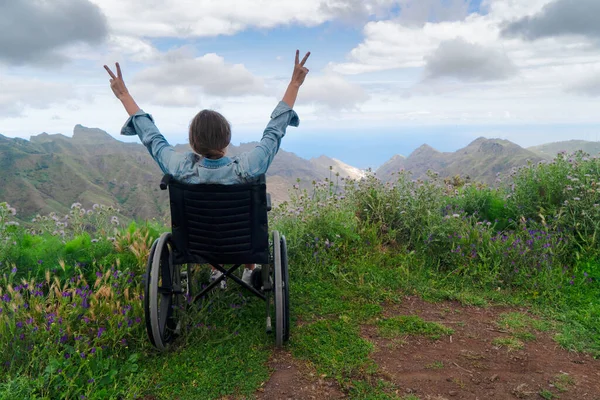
[{"xmin": 1, "ymin": 0, "xmax": 600, "ymax": 168}]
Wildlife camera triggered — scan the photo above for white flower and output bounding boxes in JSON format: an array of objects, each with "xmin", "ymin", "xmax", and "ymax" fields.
[
  {"xmin": 71, "ymin": 202, "xmax": 82, "ymax": 209},
  {"xmin": 6, "ymin": 221, "xmax": 19, "ymax": 226},
  {"xmin": 452, "ymin": 214, "xmax": 460, "ymax": 218},
  {"xmin": 92, "ymin": 204, "xmax": 100, "ymax": 210},
  {"xmin": 91, "ymin": 239, "xmax": 99, "ymax": 243}
]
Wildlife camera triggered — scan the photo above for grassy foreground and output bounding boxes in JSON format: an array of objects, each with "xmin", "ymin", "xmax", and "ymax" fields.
[{"xmin": 0, "ymin": 151, "xmax": 599, "ymax": 399}]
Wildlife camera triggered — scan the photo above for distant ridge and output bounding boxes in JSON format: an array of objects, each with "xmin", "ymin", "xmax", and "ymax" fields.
[
  {"xmin": 375, "ymin": 137, "xmax": 542, "ymax": 185},
  {"xmin": 2, "ymin": 125, "xmax": 598, "ymax": 220},
  {"xmin": 0, "ymin": 127, "xmax": 366, "ymax": 220},
  {"xmin": 528, "ymin": 140, "xmax": 600, "ymax": 159}
]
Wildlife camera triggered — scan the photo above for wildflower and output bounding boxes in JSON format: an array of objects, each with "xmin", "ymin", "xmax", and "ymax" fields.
[
  {"xmin": 90, "ymin": 347, "xmax": 96, "ymax": 354},
  {"xmin": 64, "ymin": 353, "xmax": 71, "ymax": 359},
  {"xmin": 11, "ymin": 267, "xmax": 17, "ymax": 274},
  {"xmin": 80, "ymin": 352, "xmax": 86, "ymax": 358},
  {"xmin": 573, "ymin": 197, "xmax": 581, "ymax": 201},
  {"xmin": 97, "ymin": 327, "xmax": 106, "ymax": 338},
  {"xmin": 71, "ymin": 203, "xmax": 82, "ymax": 209}
]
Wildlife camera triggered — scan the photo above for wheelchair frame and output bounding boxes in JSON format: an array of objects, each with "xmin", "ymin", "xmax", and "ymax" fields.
[{"xmin": 143, "ymin": 174, "xmax": 290, "ymax": 351}]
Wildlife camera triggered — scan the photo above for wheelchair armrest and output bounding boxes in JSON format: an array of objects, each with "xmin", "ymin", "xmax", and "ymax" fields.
[
  {"xmin": 160, "ymin": 174, "xmax": 173, "ymax": 190},
  {"xmin": 266, "ymin": 193, "xmax": 272, "ymax": 211}
]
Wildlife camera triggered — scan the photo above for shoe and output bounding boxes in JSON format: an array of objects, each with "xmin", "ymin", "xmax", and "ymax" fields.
[
  {"xmin": 242, "ymin": 268, "xmax": 253, "ymax": 285},
  {"xmin": 250, "ymin": 266, "xmax": 263, "ymax": 291},
  {"xmin": 210, "ymin": 269, "xmax": 226, "ymax": 290}
]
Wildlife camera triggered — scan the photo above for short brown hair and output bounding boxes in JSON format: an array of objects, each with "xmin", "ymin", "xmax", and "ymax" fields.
[{"xmin": 189, "ymin": 110, "xmax": 231, "ymax": 159}]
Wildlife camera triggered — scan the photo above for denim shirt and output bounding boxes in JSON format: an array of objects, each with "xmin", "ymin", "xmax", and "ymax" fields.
[{"xmin": 121, "ymin": 101, "xmax": 299, "ymax": 184}]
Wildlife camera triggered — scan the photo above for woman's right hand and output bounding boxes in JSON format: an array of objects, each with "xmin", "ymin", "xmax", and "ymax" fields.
[
  {"xmin": 291, "ymin": 50, "xmax": 310, "ymax": 87},
  {"xmin": 104, "ymin": 62, "xmax": 129, "ymax": 100}
]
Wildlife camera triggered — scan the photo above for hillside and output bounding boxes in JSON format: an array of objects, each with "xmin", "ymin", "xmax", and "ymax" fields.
[
  {"xmin": 376, "ymin": 137, "xmax": 543, "ymax": 184},
  {"xmin": 0, "ymin": 126, "xmax": 364, "ymax": 220},
  {"xmin": 528, "ymin": 140, "xmax": 600, "ymax": 159}
]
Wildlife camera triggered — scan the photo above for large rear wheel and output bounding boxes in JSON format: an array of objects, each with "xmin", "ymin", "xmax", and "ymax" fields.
[
  {"xmin": 146, "ymin": 232, "xmax": 183, "ymax": 351},
  {"xmin": 273, "ymin": 230, "xmax": 290, "ymax": 347}
]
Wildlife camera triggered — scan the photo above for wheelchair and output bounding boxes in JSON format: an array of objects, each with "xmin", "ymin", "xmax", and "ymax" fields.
[{"xmin": 143, "ymin": 174, "xmax": 290, "ymax": 351}]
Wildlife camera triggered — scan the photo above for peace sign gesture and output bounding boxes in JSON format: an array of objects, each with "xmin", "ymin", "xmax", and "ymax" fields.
[
  {"xmin": 291, "ymin": 50, "xmax": 310, "ymax": 87},
  {"xmin": 104, "ymin": 62, "xmax": 129, "ymax": 100}
]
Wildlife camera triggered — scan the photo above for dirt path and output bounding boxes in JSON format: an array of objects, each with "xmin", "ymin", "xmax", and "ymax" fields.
[
  {"xmin": 256, "ymin": 349, "xmax": 345, "ymax": 400},
  {"xmin": 258, "ymin": 296, "xmax": 600, "ymax": 400}
]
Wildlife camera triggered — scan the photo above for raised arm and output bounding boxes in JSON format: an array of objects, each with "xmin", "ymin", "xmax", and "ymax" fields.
[
  {"xmin": 282, "ymin": 50, "xmax": 310, "ymax": 108},
  {"xmin": 103, "ymin": 62, "xmax": 184, "ymax": 176},
  {"xmin": 241, "ymin": 50, "xmax": 310, "ymax": 179},
  {"xmin": 104, "ymin": 63, "xmax": 140, "ymax": 116}
]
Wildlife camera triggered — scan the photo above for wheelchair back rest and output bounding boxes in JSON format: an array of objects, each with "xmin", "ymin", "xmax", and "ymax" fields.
[{"xmin": 163, "ymin": 174, "xmax": 270, "ymax": 265}]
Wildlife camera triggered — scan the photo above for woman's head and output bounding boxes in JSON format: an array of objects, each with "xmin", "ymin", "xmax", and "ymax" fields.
[{"xmin": 189, "ymin": 110, "xmax": 231, "ymax": 159}]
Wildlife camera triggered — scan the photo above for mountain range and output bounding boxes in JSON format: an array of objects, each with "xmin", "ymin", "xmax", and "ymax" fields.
[{"xmin": 1, "ymin": 125, "xmax": 599, "ymax": 221}]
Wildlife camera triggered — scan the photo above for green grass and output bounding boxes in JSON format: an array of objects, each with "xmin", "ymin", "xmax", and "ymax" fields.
[
  {"xmin": 539, "ymin": 389, "xmax": 557, "ymax": 399},
  {"xmin": 291, "ymin": 319, "xmax": 375, "ymax": 381},
  {"xmin": 2, "ymin": 153, "xmax": 600, "ymax": 398},
  {"xmin": 377, "ymin": 316, "xmax": 454, "ymax": 340},
  {"xmin": 553, "ymin": 373, "xmax": 575, "ymax": 392},
  {"xmin": 492, "ymin": 337, "xmax": 525, "ymax": 351},
  {"xmin": 425, "ymin": 361, "xmax": 444, "ymax": 369}
]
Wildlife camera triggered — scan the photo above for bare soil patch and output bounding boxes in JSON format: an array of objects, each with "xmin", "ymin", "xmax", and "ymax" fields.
[
  {"xmin": 256, "ymin": 349, "xmax": 345, "ymax": 400},
  {"xmin": 364, "ymin": 296, "xmax": 600, "ymax": 400}
]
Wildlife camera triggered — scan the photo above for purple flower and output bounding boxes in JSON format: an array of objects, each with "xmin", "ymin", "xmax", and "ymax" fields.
[
  {"xmin": 11, "ymin": 267, "xmax": 17, "ymax": 274},
  {"xmin": 90, "ymin": 347, "xmax": 96, "ymax": 354},
  {"xmin": 96, "ymin": 271, "xmax": 102, "ymax": 278},
  {"xmin": 60, "ymin": 334, "xmax": 68, "ymax": 344},
  {"xmin": 97, "ymin": 327, "xmax": 105, "ymax": 338},
  {"xmin": 80, "ymin": 352, "xmax": 86, "ymax": 358},
  {"xmin": 64, "ymin": 353, "xmax": 71, "ymax": 359}
]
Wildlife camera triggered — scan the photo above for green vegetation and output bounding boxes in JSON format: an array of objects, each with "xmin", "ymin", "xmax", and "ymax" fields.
[{"xmin": 0, "ymin": 150, "xmax": 599, "ymax": 398}]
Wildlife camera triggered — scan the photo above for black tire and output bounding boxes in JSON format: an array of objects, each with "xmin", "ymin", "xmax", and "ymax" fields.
[
  {"xmin": 144, "ymin": 239, "xmax": 159, "ymax": 347},
  {"xmin": 148, "ymin": 232, "xmax": 182, "ymax": 351},
  {"xmin": 273, "ymin": 230, "xmax": 285, "ymax": 347},
  {"xmin": 281, "ymin": 234, "xmax": 290, "ymax": 343}
]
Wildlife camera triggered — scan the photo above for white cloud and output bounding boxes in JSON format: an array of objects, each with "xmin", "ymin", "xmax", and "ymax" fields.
[
  {"xmin": 0, "ymin": 74, "xmax": 76, "ymax": 117},
  {"xmin": 0, "ymin": 0, "xmax": 108, "ymax": 66},
  {"xmin": 565, "ymin": 67, "xmax": 600, "ymax": 97},
  {"xmin": 90, "ymin": 0, "xmax": 333, "ymax": 38},
  {"xmin": 501, "ymin": 0, "xmax": 600, "ymax": 41},
  {"xmin": 300, "ymin": 74, "xmax": 370, "ymax": 110},
  {"xmin": 424, "ymin": 38, "xmax": 517, "ymax": 81},
  {"xmin": 130, "ymin": 48, "xmax": 268, "ymax": 107}
]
